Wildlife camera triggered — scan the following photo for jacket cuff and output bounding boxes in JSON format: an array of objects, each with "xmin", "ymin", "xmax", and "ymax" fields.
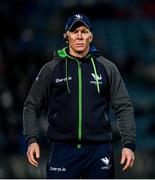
[
  {"xmin": 27, "ymin": 137, "xmax": 38, "ymax": 147},
  {"xmin": 124, "ymin": 143, "xmax": 136, "ymax": 152}
]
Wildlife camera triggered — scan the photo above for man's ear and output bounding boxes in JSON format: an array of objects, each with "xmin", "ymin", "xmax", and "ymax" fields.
[
  {"xmin": 63, "ymin": 33, "xmax": 68, "ymax": 43},
  {"xmin": 89, "ymin": 33, "xmax": 93, "ymax": 43},
  {"xmin": 63, "ymin": 33, "xmax": 67, "ymax": 39}
]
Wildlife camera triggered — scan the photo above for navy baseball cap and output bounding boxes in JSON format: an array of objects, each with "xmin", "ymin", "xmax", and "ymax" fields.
[{"xmin": 65, "ymin": 13, "xmax": 92, "ymax": 32}]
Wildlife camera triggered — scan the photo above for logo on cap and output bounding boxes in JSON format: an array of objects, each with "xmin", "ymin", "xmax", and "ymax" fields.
[{"xmin": 74, "ymin": 14, "xmax": 83, "ymax": 20}]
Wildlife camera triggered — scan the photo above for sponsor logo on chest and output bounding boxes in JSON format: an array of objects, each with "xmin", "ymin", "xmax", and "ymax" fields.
[{"xmin": 55, "ymin": 76, "xmax": 72, "ymax": 83}]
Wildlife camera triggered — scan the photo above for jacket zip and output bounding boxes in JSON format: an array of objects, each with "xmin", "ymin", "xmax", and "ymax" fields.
[
  {"xmin": 63, "ymin": 55, "xmax": 99, "ymax": 148},
  {"xmin": 65, "ymin": 56, "xmax": 83, "ymax": 148},
  {"xmin": 77, "ymin": 61, "xmax": 82, "ymax": 148}
]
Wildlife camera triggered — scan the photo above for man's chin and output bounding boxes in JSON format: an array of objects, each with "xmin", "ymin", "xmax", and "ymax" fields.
[
  {"xmin": 76, "ymin": 50, "xmax": 83, "ymax": 54},
  {"xmin": 76, "ymin": 48, "xmax": 84, "ymax": 53}
]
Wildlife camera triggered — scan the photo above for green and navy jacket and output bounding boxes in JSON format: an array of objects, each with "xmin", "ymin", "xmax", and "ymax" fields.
[{"xmin": 23, "ymin": 47, "xmax": 136, "ymax": 151}]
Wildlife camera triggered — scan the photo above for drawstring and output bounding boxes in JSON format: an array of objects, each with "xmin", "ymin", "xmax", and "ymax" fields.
[
  {"xmin": 65, "ymin": 59, "xmax": 71, "ymax": 94},
  {"xmin": 65, "ymin": 57, "xmax": 100, "ymax": 94},
  {"xmin": 91, "ymin": 57, "xmax": 100, "ymax": 94}
]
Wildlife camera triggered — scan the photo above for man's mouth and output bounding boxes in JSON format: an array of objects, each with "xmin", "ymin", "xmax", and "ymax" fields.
[{"xmin": 76, "ymin": 43, "xmax": 84, "ymax": 47}]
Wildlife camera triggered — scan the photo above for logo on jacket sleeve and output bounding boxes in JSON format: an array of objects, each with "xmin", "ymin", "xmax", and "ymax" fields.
[
  {"xmin": 90, "ymin": 73, "xmax": 103, "ymax": 85},
  {"xmin": 36, "ymin": 76, "xmax": 39, "ymax": 81}
]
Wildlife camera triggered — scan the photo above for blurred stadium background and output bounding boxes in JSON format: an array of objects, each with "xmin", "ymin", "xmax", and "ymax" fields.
[{"xmin": 0, "ymin": 0, "xmax": 155, "ymax": 178}]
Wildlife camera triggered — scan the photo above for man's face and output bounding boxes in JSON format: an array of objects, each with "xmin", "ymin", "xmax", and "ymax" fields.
[{"xmin": 66, "ymin": 25, "xmax": 93, "ymax": 56}]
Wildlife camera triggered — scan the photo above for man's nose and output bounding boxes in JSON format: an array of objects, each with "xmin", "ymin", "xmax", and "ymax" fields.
[{"xmin": 77, "ymin": 31, "xmax": 82, "ymax": 39}]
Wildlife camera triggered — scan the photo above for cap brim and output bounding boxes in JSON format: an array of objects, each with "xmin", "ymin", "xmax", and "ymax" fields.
[{"xmin": 67, "ymin": 20, "xmax": 90, "ymax": 31}]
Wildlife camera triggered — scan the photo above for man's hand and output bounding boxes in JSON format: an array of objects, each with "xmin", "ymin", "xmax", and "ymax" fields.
[
  {"xmin": 27, "ymin": 143, "xmax": 40, "ymax": 166},
  {"xmin": 120, "ymin": 147, "xmax": 135, "ymax": 171}
]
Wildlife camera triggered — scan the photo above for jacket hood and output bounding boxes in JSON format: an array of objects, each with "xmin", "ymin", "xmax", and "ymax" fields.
[{"xmin": 56, "ymin": 46, "xmax": 101, "ymax": 95}]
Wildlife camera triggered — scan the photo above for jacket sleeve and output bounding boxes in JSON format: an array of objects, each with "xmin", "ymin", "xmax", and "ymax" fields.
[
  {"xmin": 23, "ymin": 63, "xmax": 51, "ymax": 146},
  {"xmin": 109, "ymin": 63, "xmax": 136, "ymax": 151}
]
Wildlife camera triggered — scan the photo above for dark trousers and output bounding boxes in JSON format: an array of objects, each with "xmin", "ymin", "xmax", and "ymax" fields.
[{"xmin": 46, "ymin": 141, "xmax": 115, "ymax": 179}]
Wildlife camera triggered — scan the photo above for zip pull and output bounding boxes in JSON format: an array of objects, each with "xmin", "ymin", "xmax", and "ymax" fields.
[{"xmin": 77, "ymin": 144, "xmax": 81, "ymax": 149}]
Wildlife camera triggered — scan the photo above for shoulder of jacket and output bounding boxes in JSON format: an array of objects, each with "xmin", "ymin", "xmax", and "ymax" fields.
[
  {"xmin": 96, "ymin": 56, "xmax": 117, "ymax": 68},
  {"xmin": 96, "ymin": 56, "xmax": 119, "ymax": 73},
  {"xmin": 96, "ymin": 56, "xmax": 121, "ymax": 81},
  {"xmin": 43, "ymin": 58, "xmax": 62, "ymax": 71}
]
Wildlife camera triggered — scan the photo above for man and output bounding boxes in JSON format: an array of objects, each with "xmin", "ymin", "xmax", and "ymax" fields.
[{"xmin": 23, "ymin": 13, "xmax": 136, "ymax": 179}]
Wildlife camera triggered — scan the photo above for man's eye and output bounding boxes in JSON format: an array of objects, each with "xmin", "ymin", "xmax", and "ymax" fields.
[
  {"xmin": 71, "ymin": 30, "xmax": 89, "ymax": 34},
  {"xmin": 82, "ymin": 30, "xmax": 89, "ymax": 34},
  {"xmin": 72, "ymin": 30, "xmax": 78, "ymax": 34}
]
